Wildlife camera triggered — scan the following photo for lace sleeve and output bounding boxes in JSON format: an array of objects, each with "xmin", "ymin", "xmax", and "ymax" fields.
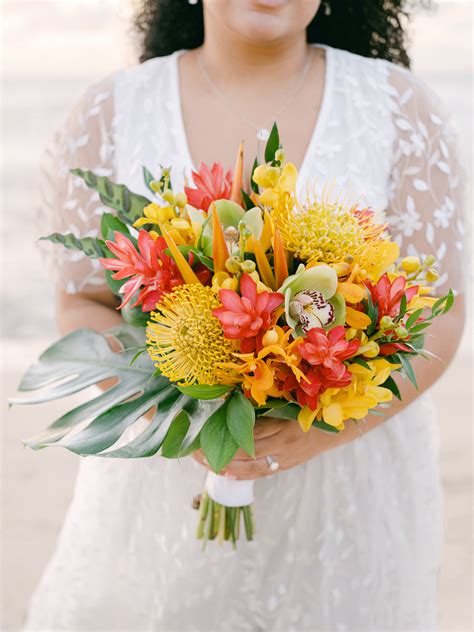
[
  {"xmin": 37, "ymin": 75, "xmax": 116, "ymax": 294},
  {"xmin": 385, "ymin": 66, "xmax": 465, "ymax": 295}
]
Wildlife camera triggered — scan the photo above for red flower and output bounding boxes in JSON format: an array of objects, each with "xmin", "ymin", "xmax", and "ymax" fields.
[
  {"xmin": 366, "ymin": 273, "xmax": 418, "ymax": 322},
  {"xmin": 99, "ymin": 230, "xmax": 187, "ymax": 311},
  {"xmin": 184, "ymin": 162, "xmax": 232, "ymax": 212},
  {"xmin": 298, "ymin": 326, "xmax": 360, "ymax": 386},
  {"xmin": 213, "ymin": 274, "xmax": 284, "ymax": 353}
]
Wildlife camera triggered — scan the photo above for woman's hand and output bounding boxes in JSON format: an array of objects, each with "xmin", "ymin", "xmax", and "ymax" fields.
[{"xmin": 192, "ymin": 417, "xmax": 332, "ymax": 481}]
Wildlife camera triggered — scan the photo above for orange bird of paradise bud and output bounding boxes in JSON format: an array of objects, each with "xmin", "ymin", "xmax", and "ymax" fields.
[
  {"xmin": 272, "ymin": 228, "xmax": 289, "ymax": 288},
  {"xmin": 229, "ymin": 141, "xmax": 244, "ymax": 205},
  {"xmin": 211, "ymin": 204, "xmax": 230, "ymax": 274},
  {"xmin": 249, "ymin": 235, "xmax": 276, "ymax": 290},
  {"xmin": 158, "ymin": 222, "xmax": 202, "ymax": 285}
]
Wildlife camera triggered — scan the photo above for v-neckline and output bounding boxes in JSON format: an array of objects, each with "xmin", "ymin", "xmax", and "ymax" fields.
[{"xmin": 170, "ymin": 44, "xmax": 334, "ymax": 189}]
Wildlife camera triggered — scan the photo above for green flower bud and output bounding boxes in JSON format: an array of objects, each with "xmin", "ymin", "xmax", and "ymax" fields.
[
  {"xmin": 380, "ymin": 316, "xmax": 394, "ymax": 329},
  {"xmin": 240, "ymin": 259, "xmax": 256, "ymax": 273},
  {"xmin": 162, "ymin": 189, "xmax": 175, "ymax": 204},
  {"xmin": 225, "ymin": 256, "xmax": 242, "ymax": 274},
  {"xmin": 424, "ymin": 255, "xmax": 436, "ymax": 267}
]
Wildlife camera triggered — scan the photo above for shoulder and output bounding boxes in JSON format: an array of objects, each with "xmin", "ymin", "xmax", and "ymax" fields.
[
  {"xmin": 115, "ymin": 53, "xmax": 178, "ymax": 91},
  {"xmin": 328, "ymin": 46, "xmax": 441, "ymax": 114}
]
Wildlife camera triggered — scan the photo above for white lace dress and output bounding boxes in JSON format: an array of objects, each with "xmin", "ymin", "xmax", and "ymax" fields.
[{"xmin": 26, "ymin": 46, "xmax": 464, "ymax": 631}]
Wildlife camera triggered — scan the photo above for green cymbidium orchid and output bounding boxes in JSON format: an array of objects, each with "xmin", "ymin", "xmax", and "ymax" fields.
[{"xmin": 279, "ymin": 264, "xmax": 346, "ymax": 335}]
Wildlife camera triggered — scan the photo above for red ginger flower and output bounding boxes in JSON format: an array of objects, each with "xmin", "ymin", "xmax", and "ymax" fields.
[
  {"xmin": 366, "ymin": 273, "xmax": 419, "ymax": 322},
  {"xmin": 298, "ymin": 326, "xmax": 360, "ymax": 387},
  {"xmin": 213, "ymin": 273, "xmax": 284, "ymax": 353},
  {"xmin": 184, "ymin": 162, "xmax": 232, "ymax": 213},
  {"xmin": 100, "ymin": 230, "xmax": 209, "ymax": 312}
]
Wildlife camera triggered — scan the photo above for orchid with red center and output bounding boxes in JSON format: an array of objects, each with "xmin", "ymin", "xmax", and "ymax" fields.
[
  {"xmin": 99, "ymin": 230, "xmax": 210, "ymax": 312},
  {"xmin": 298, "ymin": 326, "xmax": 360, "ymax": 388},
  {"xmin": 184, "ymin": 162, "xmax": 233, "ymax": 213},
  {"xmin": 213, "ymin": 273, "xmax": 284, "ymax": 353},
  {"xmin": 366, "ymin": 273, "xmax": 419, "ymax": 322}
]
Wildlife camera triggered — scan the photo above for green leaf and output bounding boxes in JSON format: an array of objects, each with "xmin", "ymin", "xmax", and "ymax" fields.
[
  {"xmin": 104, "ymin": 269, "xmax": 124, "ymax": 296},
  {"xmin": 351, "ymin": 357, "xmax": 371, "ymax": 370},
  {"xmin": 177, "ymin": 384, "xmax": 232, "ymax": 400},
  {"xmin": 443, "ymin": 289, "xmax": 455, "ymax": 314},
  {"xmin": 161, "ymin": 409, "xmax": 191, "ymax": 458},
  {"xmin": 240, "ymin": 189, "xmax": 255, "ymax": 211},
  {"xmin": 226, "ymin": 391, "xmax": 255, "ymax": 458},
  {"xmin": 381, "ymin": 375, "xmax": 402, "ymax": 400},
  {"xmin": 263, "ymin": 402, "xmax": 300, "ymax": 421},
  {"xmin": 397, "ymin": 353, "xmax": 418, "ymax": 390},
  {"xmin": 408, "ymin": 321, "xmax": 431, "ymax": 334},
  {"xmin": 405, "ymin": 308, "xmax": 424, "ymax": 329},
  {"xmin": 250, "ymin": 158, "xmax": 260, "ymax": 194},
  {"xmin": 9, "ymin": 326, "xmax": 191, "ymax": 458},
  {"xmin": 264, "ymin": 122, "xmax": 280, "ymax": 163},
  {"xmin": 100, "ymin": 212, "xmax": 131, "ymax": 240},
  {"xmin": 121, "ymin": 303, "xmax": 150, "ymax": 328},
  {"xmin": 164, "ymin": 245, "xmax": 214, "ymax": 272},
  {"xmin": 142, "ymin": 165, "xmax": 156, "ymax": 194},
  {"xmin": 200, "ymin": 401, "xmax": 238, "ymax": 473},
  {"xmin": 398, "ymin": 294, "xmax": 408, "ymax": 320},
  {"xmin": 40, "ymin": 233, "xmax": 106, "ymax": 259},
  {"xmin": 70, "ymin": 168, "xmax": 151, "ymax": 225},
  {"xmin": 312, "ymin": 420, "xmax": 340, "ymax": 433}
]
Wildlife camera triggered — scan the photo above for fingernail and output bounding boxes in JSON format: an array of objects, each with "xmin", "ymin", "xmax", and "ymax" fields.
[
  {"xmin": 224, "ymin": 473, "xmax": 237, "ymax": 480},
  {"xmin": 202, "ymin": 457, "xmax": 209, "ymax": 465}
]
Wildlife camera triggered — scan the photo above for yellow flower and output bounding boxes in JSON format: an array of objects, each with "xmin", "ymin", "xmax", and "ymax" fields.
[
  {"xmin": 134, "ymin": 203, "xmax": 196, "ymax": 245},
  {"xmin": 298, "ymin": 358, "xmax": 398, "ymax": 430},
  {"xmin": 146, "ymin": 284, "xmax": 233, "ymax": 386},
  {"xmin": 134, "ymin": 202, "xmax": 175, "ymax": 227},
  {"xmin": 219, "ymin": 327, "xmax": 305, "ymax": 405},
  {"xmin": 253, "ymin": 163, "xmax": 298, "ymax": 209},
  {"xmin": 212, "ymin": 271, "xmax": 239, "ymax": 291}
]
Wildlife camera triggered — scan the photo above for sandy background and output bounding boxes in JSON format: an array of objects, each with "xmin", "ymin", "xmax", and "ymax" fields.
[{"xmin": 1, "ymin": 1, "xmax": 473, "ymax": 630}]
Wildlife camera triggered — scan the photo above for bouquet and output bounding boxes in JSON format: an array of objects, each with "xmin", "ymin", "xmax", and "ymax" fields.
[{"xmin": 11, "ymin": 124, "xmax": 453, "ymax": 547}]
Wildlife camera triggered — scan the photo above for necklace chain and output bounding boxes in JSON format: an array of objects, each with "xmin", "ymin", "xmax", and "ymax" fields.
[{"xmin": 197, "ymin": 49, "xmax": 313, "ymax": 140}]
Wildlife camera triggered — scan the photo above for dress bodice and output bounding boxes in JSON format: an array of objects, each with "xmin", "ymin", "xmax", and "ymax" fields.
[{"xmin": 38, "ymin": 46, "xmax": 464, "ymax": 295}]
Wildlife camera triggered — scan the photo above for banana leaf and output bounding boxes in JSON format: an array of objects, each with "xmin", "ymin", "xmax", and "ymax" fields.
[{"xmin": 9, "ymin": 326, "xmax": 217, "ymax": 459}]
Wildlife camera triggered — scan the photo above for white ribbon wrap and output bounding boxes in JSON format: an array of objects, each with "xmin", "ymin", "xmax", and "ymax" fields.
[{"xmin": 205, "ymin": 471, "xmax": 254, "ymax": 507}]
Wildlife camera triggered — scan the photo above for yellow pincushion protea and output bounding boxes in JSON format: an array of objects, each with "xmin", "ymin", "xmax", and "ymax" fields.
[{"xmin": 146, "ymin": 284, "xmax": 233, "ymax": 386}]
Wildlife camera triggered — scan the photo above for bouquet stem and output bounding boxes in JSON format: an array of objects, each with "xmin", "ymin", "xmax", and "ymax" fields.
[
  {"xmin": 196, "ymin": 491, "xmax": 254, "ymax": 549},
  {"xmin": 195, "ymin": 472, "xmax": 255, "ymax": 548}
]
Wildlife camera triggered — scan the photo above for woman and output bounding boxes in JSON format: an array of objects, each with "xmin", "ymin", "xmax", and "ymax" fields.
[{"xmin": 27, "ymin": 0, "xmax": 465, "ymax": 630}]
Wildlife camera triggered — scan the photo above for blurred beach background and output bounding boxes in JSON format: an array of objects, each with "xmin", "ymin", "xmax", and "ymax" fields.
[{"xmin": 1, "ymin": 1, "xmax": 472, "ymax": 630}]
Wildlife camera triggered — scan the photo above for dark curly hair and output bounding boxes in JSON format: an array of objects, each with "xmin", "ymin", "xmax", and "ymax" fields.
[{"xmin": 135, "ymin": 0, "xmax": 428, "ymax": 68}]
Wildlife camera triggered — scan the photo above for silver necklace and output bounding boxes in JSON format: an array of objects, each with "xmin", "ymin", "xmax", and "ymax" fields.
[{"xmin": 197, "ymin": 50, "xmax": 313, "ymax": 146}]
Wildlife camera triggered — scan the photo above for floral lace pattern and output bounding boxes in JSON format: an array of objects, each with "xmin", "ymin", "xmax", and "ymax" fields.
[{"xmin": 26, "ymin": 46, "xmax": 464, "ymax": 631}]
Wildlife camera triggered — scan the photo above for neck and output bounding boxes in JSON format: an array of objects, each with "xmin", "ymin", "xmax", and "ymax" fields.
[{"xmin": 201, "ymin": 15, "xmax": 308, "ymax": 84}]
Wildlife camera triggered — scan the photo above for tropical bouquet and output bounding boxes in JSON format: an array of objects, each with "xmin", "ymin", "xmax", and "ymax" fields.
[{"xmin": 11, "ymin": 124, "xmax": 453, "ymax": 547}]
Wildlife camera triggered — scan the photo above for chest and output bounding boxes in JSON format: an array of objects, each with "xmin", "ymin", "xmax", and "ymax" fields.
[{"xmin": 113, "ymin": 50, "xmax": 395, "ymax": 213}]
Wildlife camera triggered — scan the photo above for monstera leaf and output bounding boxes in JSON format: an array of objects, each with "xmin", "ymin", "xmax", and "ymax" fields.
[
  {"xmin": 70, "ymin": 168, "xmax": 151, "ymax": 225},
  {"xmin": 10, "ymin": 326, "xmax": 218, "ymax": 459}
]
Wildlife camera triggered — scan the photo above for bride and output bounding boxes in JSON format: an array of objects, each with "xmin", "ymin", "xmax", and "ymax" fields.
[{"xmin": 27, "ymin": 0, "xmax": 465, "ymax": 630}]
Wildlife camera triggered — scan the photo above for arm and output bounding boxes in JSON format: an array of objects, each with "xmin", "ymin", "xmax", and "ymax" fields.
[{"xmin": 56, "ymin": 288, "xmax": 121, "ymax": 336}]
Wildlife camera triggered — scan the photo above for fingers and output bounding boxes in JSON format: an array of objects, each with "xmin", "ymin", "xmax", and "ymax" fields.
[
  {"xmin": 222, "ymin": 456, "xmax": 276, "ymax": 481},
  {"xmin": 253, "ymin": 416, "xmax": 286, "ymax": 440},
  {"xmin": 191, "ymin": 449, "xmax": 212, "ymax": 470}
]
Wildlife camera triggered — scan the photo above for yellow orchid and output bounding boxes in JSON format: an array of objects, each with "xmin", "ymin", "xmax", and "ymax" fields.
[
  {"xmin": 134, "ymin": 202, "xmax": 196, "ymax": 245},
  {"xmin": 253, "ymin": 163, "xmax": 298, "ymax": 209}
]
